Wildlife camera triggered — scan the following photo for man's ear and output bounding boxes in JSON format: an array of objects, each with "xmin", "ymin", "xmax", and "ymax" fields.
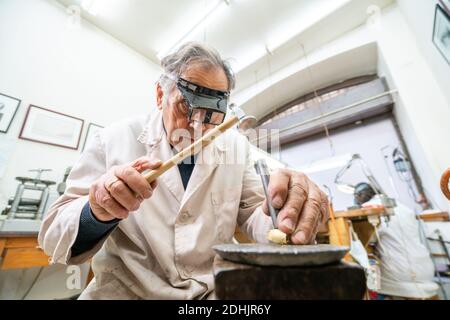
[{"xmin": 156, "ymin": 83, "xmax": 164, "ymax": 110}]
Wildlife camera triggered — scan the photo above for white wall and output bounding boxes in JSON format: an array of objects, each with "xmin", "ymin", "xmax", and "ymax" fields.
[
  {"xmin": 0, "ymin": 0, "xmax": 161, "ymax": 299},
  {"xmin": 0, "ymin": 0, "xmax": 161, "ymax": 205},
  {"xmin": 378, "ymin": 55, "xmax": 446, "ymax": 210},
  {"xmin": 375, "ymin": 4, "xmax": 450, "ymax": 211},
  {"xmin": 281, "ymin": 117, "xmax": 420, "ymax": 212},
  {"xmin": 397, "ymin": 0, "xmax": 450, "ymax": 105},
  {"xmin": 238, "ymin": 2, "xmax": 450, "ymax": 211}
]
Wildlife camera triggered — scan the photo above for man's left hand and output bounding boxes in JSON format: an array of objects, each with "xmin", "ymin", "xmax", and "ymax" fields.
[{"xmin": 262, "ymin": 169, "xmax": 330, "ymax": 245}]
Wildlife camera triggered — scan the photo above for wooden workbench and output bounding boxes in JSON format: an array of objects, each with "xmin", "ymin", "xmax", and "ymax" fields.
[
  {"xmin": 327, "ymin": 207, "xmax": 391, "ymax": 256},
  {"xmin": 0, "ymin": 231, "xmax": 95, "ymax": 289},
  {"xmin": 417, "ymin": 211, "xmax": 449, "ymax": 222},
  {"xmin": 0, "ymin": 231, "xmax": 49, "ymax": 270}
]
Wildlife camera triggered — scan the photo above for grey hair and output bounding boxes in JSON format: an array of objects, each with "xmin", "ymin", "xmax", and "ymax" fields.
[{"xmin": 158, "ymin": 42, "xmax": 236, "ymax": 95}]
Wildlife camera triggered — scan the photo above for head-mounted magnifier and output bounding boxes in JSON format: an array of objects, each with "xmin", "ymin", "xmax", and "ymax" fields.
[{"xmin": 176, "ymin": 77, "xmax": 229, "ymax": 126}]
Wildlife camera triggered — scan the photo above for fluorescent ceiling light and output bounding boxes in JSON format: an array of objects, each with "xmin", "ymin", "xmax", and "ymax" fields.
[
  {"xmin": 298, "ymin": 154, "xmax": 352, "ymax": 174},
  {"xmin": 157, "ymin": 0, "xmax": 230, "ymax": 61},
  {"xmin": 336, "ymin": 183, "xmax": 356, "ymax": 194}
]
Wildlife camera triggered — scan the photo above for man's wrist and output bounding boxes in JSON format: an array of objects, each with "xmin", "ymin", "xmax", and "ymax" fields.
[{"xmin": 82, "ymin": 202, "xmax": 120, "ymax": 227}]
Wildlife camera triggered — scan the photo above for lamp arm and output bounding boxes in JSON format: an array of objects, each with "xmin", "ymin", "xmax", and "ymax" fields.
[
  {"xmin": 359, "ymin": 160, "xmax": 385, "ymax": 195},
  {"xmin": 334, "ymin": 162, "xmax": 350, "ymax": 184},
  {"xmin": 334, "ymin": 157, "xmax": 359, "ymax": 193}
]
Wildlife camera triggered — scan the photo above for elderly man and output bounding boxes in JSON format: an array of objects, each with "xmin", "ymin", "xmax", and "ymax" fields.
[{"xmin": 39, "ymin": 42, "xmax": 329, "ymax": 299}]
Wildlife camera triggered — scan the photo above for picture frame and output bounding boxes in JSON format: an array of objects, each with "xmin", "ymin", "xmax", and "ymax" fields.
[
  {"xmin": 440, "ymin": 0, "xmax": 450, "ymax": 15},
  {"xmin": 433, "ymin": 4, "xmax": 450, "ymax": 65},
  {"xmin": 82, "ymin": 123, "xmax": 104, "ymax": 152},
  {"xmin": 19, "ymin": 105, "xmax": 84, "ymax": 150},
  {"xmin": 0, "ymin": 93, "xmax": 21, "ymax": 133}
]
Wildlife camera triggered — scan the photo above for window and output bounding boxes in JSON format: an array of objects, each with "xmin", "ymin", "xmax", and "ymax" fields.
[{"xmin": 260, "ymin": 88, "xmax": 348, "ymax": 126}]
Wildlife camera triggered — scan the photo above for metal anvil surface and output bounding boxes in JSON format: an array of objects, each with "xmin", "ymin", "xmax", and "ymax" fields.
[{"xmin": 213, "ymin": 256, "xmax": 366, "ymax": 300}]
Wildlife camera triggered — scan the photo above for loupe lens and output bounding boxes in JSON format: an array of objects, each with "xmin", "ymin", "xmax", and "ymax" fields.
[{"xmin": 190, "ymin": 108, "xmax": 225, "ymax": 125}]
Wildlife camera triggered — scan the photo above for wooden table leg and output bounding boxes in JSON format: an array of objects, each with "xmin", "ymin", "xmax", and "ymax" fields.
[
  {"xmin": 0, "ymin": 239, "xmax": 6, "ymax": 257},
  {"xmin": 328, "ymin": 217, "xmax": 353, "ymax": 261},
  {"xmin": 86, "ymin": 262, "xmax": 95, "ymax": 287}
]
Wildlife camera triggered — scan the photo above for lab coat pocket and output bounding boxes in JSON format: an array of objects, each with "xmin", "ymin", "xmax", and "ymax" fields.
[{"xmin": 211, "ymin": 188, "xmax": 241, "ymax": 242}]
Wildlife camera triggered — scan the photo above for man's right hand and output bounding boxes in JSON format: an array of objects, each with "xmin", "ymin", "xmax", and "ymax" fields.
[{"xmin": 89, "ymin": 157, "xmax": 162, "ymax": 222}]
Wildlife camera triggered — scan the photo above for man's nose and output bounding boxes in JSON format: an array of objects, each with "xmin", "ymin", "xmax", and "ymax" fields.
[{"xmin": 190, "ymin": 120, "xmax": 207, "ymax": 133}]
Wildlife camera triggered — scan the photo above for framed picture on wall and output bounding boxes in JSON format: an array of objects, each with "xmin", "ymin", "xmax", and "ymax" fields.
[
  {"xmin": 433, "ymin": 4, "xmax": 450, "ymax": 65},
  {"xmin": 19, "ymin": 105, "xmax": 84, "ymax": 150},
  {"xmin": 0, "ymin": 93, "xmax": 21, "ymax": 133},
  {"xmin": 82, "ymin": 123, "xmax": 104, "ymax": 152},
  {"xmin": 440, "ymin": 0, "xmax": 450, "ymax": 15}
]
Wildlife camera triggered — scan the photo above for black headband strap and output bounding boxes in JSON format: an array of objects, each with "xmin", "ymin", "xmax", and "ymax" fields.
[{"xmin": 177, "ymin": 78, "xmax": 229, "ymax": 99}]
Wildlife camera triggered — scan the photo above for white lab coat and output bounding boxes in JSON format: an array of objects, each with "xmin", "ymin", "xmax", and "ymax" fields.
[
  {"xmin": 373, "ymin": 200, "xmax": 439, "ymax": 298},
  {"xmin": 38, "ymin": 110, "xmax": 273, "ymax": 299}
]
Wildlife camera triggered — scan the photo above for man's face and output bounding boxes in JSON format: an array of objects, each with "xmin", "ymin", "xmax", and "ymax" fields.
[
  {"xmin": 354, "ymin": 189, "xmax": 373, "ymax": 206},
  {"xmin": 156, "ymin": 63, "xmax": 229, "ymax": 149}
]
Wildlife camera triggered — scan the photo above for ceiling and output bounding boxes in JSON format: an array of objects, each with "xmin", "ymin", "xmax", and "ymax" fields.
[
  {"xmin": 56, "ymin": 0, "xmax": 395, "ymax": 115},
  {"xmin": 239, "ymin": 42, "xmax": 379, "ymax": 119}
]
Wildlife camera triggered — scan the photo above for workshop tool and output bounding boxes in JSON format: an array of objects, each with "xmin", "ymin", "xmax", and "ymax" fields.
[
  {"xmin": 142, "ymin": 105, "xmax": 256, "ymax": 184},
  {"xmin": 213, "ymin": 243, "xmax": 348, "ymax": 267},
  {"xmin": 254, "ymin": 159, "xmax": 278, "ymax": 228},
  {"xmin": 323, "ymin": 184, "xmax": 345, "ymax": 247},
  {"xmin": 441, "ymin": 167, "xmax": 450, "ymax": 200},
  {"xmin": 213, "ymin": 255, "xmax": 366, "ymax": 299},
  {"xmin": 57, "ymin": 167, "xmax": 72, "ymax": 195},
  {"xmin": 3, "ymin": 169, "xmax": 56, "ymax": 220},
  {"xmin": 434, "ymin": 229, "xmax": 450, "ymax": 266}
]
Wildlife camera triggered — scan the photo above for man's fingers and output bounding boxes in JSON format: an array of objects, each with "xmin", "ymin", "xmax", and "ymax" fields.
[
  {"xmin": 262, "ymin": 166, "xmax": 329, "ymax": 245},
  {"xmin": 290, "ymin": 183, "xmax": 326, "ymax": 245},
  {"xmin": 88, "ymin": 158, "xmax": 162, "ymax": 222},
  {"xmin": 114, "ymin": 165, "xmax": 152, "ymax": 199},
  {"xmin": 131, "ymin": 157, "xmax": 162, "ymax": 173},
  {"xmin": 104, "ymin": 175, "xmax": 141, "ymax": 212},
  {"xmin": 276, "ymin": 192, "xmax": 304, "ymax": 234},
  {"xmin": 267, "ymin": 170, "xmax": 290, "ymax": 209},
  {"xmin": 95, "ymin": 185, "xmax": 129, "ymax": 219},
  {"xmin": 320, "ymin": 190, "xmax": 331, "ymax": 224},
  {"xmin": 131, "ymin": 157, "xmax": 162, "ymax": 196},
  {"xmin": 276, "ymin": 172, "xmax": 309, "ymax": 234},
  {"xmin": 291, "ymin": 198, "xmax": 321, "ymax": 244}
]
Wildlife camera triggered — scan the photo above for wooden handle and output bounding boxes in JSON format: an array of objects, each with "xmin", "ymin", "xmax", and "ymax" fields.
[
  {"xmin": 143, "ymin": 116, "xmax": 240, "ymax": 184},
  {"xmin": 441, "ymin": 167, "xmax": 450, "ymax": 200}
]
